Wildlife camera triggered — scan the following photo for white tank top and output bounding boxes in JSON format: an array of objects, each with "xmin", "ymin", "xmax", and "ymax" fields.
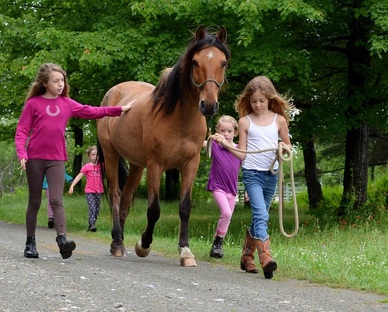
[{"xmin": 242, "ymin": 114, "xmax": 279, "ymax": 171}]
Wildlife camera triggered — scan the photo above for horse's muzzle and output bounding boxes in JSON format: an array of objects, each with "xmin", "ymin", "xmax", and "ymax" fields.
[{"xmin": 200, "ymin": 101, "xmax": 219, "ymax": 117}]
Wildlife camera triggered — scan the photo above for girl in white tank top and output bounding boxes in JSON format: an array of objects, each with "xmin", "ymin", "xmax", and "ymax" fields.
[{"xmin": 213, "ymin": 76, "xmax": 296, "ymax": 279}]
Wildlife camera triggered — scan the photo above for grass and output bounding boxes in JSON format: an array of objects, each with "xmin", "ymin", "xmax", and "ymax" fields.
[{"xmin": 1, "ymin": 189, "xmax": 388, "ymax": 300}]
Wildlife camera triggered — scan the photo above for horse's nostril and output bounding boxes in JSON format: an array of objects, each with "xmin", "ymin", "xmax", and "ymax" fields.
[{"xmin": 200, "ymin": 101, "xmax": 218, "ymax": 117}]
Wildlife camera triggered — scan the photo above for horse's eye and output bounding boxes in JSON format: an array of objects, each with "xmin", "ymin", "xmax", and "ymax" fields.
[{"xmin": 192, "ymin": 60, "xmax": 198, "ymax": 67}]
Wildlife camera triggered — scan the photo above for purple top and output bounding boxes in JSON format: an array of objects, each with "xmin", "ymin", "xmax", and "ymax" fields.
[
  {"xmin": 207, "ymin": 141, "xmax": 241, "ymax": 195},
  {"xmin": 15, "ymin": 96, "xmax": 122, "ymax": 161}
]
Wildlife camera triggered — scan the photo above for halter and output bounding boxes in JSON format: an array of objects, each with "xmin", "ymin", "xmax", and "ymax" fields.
[
  {"xmin": 190, "ymin": 65, "xmax": 226, "ymax": 89},
  {"xmin": 191, "ymin": 76, "xmax": 225, "ymax": 89}
]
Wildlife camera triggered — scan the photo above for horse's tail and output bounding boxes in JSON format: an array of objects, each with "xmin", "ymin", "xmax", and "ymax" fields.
[
  {"xmin": 97, "ymin": 141, "xmax": 109, "ymax": 203},
  {"xmin": 118, "ymin": 157, "xmax": 129, "ymax": 191},
  {"xmin": 97, "ymin": 140, "xmax": 129, "ymax": 193}
]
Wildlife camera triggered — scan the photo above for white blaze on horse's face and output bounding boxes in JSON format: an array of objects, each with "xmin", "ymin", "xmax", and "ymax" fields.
[
  {"xmin": 207, "ymin": 51, "xmax": 214, "ymax": 60},
  {"xmin": 193, "ymin": 47, "xmax": 227, "ymax": 117}
]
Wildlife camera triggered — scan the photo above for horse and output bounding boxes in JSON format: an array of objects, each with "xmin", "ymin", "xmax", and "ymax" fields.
[{"xmin": 96, "ymin": 26, "xmax": 231, "ymax": 267}]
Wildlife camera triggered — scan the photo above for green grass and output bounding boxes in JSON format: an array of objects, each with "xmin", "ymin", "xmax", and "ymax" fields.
[{"xmin": 1, "ymin": 189, "xmax": 388, "ymax": 299}]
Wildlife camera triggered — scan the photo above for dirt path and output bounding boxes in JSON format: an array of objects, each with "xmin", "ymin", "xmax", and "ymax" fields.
[{"xmin": 0, "ymin": 221, "xmax": 387, "ymax": 312}]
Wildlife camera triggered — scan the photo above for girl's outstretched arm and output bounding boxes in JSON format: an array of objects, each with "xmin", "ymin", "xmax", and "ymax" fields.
[{"xmin": 68, "ymin": 172, "xmax": 84, "ymax": 194}]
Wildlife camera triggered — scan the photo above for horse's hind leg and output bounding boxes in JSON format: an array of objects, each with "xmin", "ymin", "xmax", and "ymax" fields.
[
  {"xmin": 119, "ymin": 164, "xmax": 144, "ymax": 245},
  {"xmin": 101, "ymin": 153, "xmax": 125, "ymax": 257},
  {"xmin": 134, "ymin": 166, "xmax": 161, "ymax": 258}
]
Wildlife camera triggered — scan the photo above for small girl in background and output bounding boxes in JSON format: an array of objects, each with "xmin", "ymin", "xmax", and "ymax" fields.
[
  {"xmin": 204, "ymin": 115, "xmax": 241, "ymax": 258},
  {"xmin": 68, "ymin": 146, "xmax": 103, "ymax": 232}
]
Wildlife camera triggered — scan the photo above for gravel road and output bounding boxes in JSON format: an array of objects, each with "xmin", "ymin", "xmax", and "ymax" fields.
[{"xmin": 0, "ymin": 221, "xmax": 387, "ymax": 312}]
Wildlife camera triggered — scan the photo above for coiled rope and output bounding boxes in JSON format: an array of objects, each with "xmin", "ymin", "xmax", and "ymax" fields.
[{"xmin": 206, "ymin": 135, "xmax": 299, "ymax": 238}]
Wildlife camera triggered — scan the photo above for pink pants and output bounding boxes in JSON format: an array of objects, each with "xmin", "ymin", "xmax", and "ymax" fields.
[{"xmin": 212, "ymin": 190, "xmax": 236, "ymax": 237}]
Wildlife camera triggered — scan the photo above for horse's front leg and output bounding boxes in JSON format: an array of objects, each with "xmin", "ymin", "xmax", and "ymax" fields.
[
  {"xmin": 109, "ymin": 187, "xmax": 125, "ymax": 257},
  {"xmin": 104, "ymin": 154, "xmax": 126, "ymax": 257},
  {"xmin": 134, "ymin": 167, "xmax": 161, "ymax": 258},
  {"xmin": 178, "ymin": 191, "xmax": 197, "ymax": 267},
  {"xmin": 178, "ymin": 163, "xmax": 198, "ymax": 267}
]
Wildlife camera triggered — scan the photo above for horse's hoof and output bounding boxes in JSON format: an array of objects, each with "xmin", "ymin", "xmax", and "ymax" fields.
[
  {"xmin": 134, "ymin": 240, "xmax": 151, "ymax": 257},
  {"xmin": 180, "ymin": 257, "xmax": 197, "ymax": 267},
  {"xmin": 179, "ymin": 246, "xmax": 197, "ymax": 267},
  {"xmin": 110, "ymin": 244, "xmax": 126, "ymax": 257}
]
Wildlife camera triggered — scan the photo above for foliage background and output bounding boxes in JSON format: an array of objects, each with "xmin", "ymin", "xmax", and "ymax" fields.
[{"xmin": 0, "ymin": 0, "xmax": 387, "ymax": 215}]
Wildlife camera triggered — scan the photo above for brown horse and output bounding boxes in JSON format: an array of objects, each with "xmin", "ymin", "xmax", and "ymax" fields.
[{"xmin": 96, "ymin": 26, "xmax": 230, "ymax": 266}]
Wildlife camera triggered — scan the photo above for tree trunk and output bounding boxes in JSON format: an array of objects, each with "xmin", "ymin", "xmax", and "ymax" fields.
[
  {"xmin": 302, "ymin": 138, "xmax": 324, "ymax": 209},
  {"xmin": 339, "ymin": 124, "xmax": 369, "ymax": 214},
  {"xmin": 71, "ymin": 125, "xmax": 84, "ymax": 193},
  {"xmin": 339, "ymin": 4, "xmax": 371, "ymax": 215},
  {"xmin": 165, "ymin": 169, "xmax": 180, "ymax": 201}
]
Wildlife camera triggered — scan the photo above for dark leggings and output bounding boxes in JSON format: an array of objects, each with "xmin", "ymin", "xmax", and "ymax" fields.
[
  {"xmin": 26, "ymin": 160, "xmax": 66, "ymax": 237},
  {"xmin": 86, "ymin": 193, "xmax": 101, "ymax": 225}
]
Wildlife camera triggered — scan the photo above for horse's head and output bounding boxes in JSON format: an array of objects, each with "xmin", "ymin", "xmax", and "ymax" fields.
[
  {"xmin": 190, "ymin": 26, "xmax": 230, "ymax": 117},
  {"xmin": 151, "ymin": 26, "xmax": 230, "ymax": 117}
]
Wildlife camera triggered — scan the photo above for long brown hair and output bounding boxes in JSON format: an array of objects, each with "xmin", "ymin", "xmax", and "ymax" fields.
[
  {"xmin": 25, "ymin": 63, "xmax": 70, "ymax": 102},
  {"xmin": 235, "ymin": 76, "xmax": 295, "ymax": 124}
]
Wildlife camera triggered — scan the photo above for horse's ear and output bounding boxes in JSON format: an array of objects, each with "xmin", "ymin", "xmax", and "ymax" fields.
[
  {"xmin": 195, "ymin": 25, "xmax": 206, "ymax": 41},
  {"xmin": 216, "ymin": 26, "xmax": 227, "ymax": 43}
]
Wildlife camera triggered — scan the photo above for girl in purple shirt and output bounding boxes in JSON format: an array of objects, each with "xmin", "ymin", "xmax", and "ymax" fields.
[
  {"xmin": 204, "ymin": 115, "xmax": 241, "ymax": 258},
  {"xmin": 15, "ymin": 63, "xmax": 132, "ymax": 260},
  {"xmin": 69, "ymin": 146, "xmax": 104, "ymax": 232}
]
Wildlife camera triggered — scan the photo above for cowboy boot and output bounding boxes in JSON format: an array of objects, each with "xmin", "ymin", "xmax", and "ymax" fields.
[
  {"xmin": 210, "ymin": 235, "xmax": 224, "ymax": 258},
  {"xmin": 256, "ymin": 238, "xmax": 277, "ymax": 279},
  {"xmin": 24, "ymin": 236, "xmax": 39, "ymax": 258},
  {"xmin": 240, "ymin": 230, "xmax": 258, "ymax": 273},
  {"xmin": 56, "ymin": 234, "xmax": 76, "ymax": 259}
]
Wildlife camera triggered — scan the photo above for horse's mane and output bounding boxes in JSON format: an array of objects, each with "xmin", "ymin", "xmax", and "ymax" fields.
[{"xmin": 152, "ymin": 28, "xmax": 231, "ymax": 116}]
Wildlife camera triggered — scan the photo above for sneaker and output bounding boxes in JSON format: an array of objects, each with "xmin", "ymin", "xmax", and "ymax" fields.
[
  {"xmin": 88, "ymin": 223, "xmax": 97, "ymax": 232},
  {"xmin": 48, "ymin": 218, "xmax": 54, "ymax": 229}
]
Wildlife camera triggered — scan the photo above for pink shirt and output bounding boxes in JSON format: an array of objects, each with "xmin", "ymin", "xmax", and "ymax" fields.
[
  {"xmin": 81, "ymin": 163, "xmax": 104, "ymax": 193},
  {"xmin": 15, "ymin": 96, "xmax": 122, "ymax": 161}
]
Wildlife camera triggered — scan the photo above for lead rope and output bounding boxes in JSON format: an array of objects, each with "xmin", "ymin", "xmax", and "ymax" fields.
[{"xmin": 206, "ymin": 135, "xmax": 299, "ymax": 238}]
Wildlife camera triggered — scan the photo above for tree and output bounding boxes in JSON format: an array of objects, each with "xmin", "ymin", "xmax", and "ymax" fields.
[{"xmin": 1, "ymin": 1, "xmax": 387, "ymax": 216}]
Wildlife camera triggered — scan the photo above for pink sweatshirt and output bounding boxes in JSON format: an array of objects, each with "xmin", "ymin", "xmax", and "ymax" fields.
[{"xmin": 15, "ymin": 96, "xmax": 122, "ymax": 161}]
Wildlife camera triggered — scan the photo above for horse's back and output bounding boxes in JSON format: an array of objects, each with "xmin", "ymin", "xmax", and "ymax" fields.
[{"xmin": 101, "ymin": 81, "xmax": 155, "ymax": 107}]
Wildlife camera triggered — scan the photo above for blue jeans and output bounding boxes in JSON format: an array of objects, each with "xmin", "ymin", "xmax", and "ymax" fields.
[{"xmin": 242, "ymin": 169, "xmax": 278, "ymax": 241}]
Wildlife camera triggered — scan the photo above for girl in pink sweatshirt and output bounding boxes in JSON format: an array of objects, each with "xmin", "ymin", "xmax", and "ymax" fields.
[{"xmin": 15, "ymin": 63, "xmax": 131, "ymax": 260}]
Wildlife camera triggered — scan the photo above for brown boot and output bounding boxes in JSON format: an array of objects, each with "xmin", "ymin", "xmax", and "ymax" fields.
[
  {"xmin": 256, "ymin": 238, "xmax": 277, "ymax": 279},
  {"xmin": 240, "ymin": 230, "xmax": 259, "ymax": 273}
]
